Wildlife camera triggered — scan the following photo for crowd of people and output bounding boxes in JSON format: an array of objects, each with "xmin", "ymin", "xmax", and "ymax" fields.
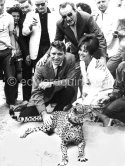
[{"xmin": 0, "ymin": 0, "xmax": 125, "ymax": 127}]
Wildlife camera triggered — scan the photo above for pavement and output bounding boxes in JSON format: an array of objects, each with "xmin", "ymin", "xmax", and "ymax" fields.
[{"xmin": 0, "ymin": 80, "xmax": 125, "ymax": 166}]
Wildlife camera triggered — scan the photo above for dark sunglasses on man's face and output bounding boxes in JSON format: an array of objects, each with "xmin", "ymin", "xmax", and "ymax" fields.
[
  {"xmin": 62, "ymin": 12, "xmax": 73, "ymax": 19},
  {"xmin": 35, "ymin": 3, "xmax": 46, "ymax": 7}
]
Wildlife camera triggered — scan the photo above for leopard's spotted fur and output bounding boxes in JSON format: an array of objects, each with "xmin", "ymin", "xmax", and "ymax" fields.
[{"xmin": 20, "ymin": 104, "xmax": 91, "ymax": 166}]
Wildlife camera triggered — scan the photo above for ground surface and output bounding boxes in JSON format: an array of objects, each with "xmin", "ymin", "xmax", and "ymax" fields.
[{"xmin": 0, "ymin": 80, "xmax": 125, "ymax": 166}]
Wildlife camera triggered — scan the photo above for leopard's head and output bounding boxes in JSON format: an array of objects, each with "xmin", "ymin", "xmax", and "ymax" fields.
[{"xmin": 68, "ymin": 104, "xmax": 90, "ymax": 125}]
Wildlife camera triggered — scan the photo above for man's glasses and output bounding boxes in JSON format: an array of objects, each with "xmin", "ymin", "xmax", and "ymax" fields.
[
  {"xmin": 62, "ymin": 12, "xmax": 73, "ymax": 19},
  {"xmin": 35, "ymin": 3, "xmax": 46, "ymax": 7}
]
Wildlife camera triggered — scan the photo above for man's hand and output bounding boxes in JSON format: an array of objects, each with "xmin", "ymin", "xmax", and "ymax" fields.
[
  {"xmin": 9, "ymin": 50, "xmax": 16, "ymax": 64},
  {"xmin": 12, "ymin": 49, "xmax": 16, "ymax": 57},
  {"xmin": 42, "ymin": 113, "xmax": 53, "ymax": 127},
  {"xmin": 95, "ymin": 57, "xmax": 106, "ymax": 69},
  {"xmin": 39, "ymin": 82, "xmax": 53, "ymax": 90},
  {"xmin": 97, "ymin": 95, "xmax": 111, "ymax": 105},
  {"xmin": 65, "ymin": 42, "xmax": 71, "ymax": 52},
  {"xmin": 36, "ymin": 54, "xmax": 49, "ymax": 66},
  {"xmin": 29, "ymin": 17, "xmax": 38, "ymax": 30},
  {"xmin": 25, "ymin": 55, "xmax": 31, "ymax": 66}
]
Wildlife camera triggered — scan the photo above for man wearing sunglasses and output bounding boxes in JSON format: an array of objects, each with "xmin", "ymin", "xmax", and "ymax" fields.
[
  {"xmin": 55, "ymin": 2, "xmax": 107, "ymax": 63},
  {"xmin": 22, "ymin": 0, "xmax": 57, "ymax": 69}
]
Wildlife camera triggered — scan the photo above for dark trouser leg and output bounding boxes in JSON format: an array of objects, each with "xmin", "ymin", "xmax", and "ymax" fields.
[
  {"xmin": 49, "ymin": 86, "xmax": 75, "ymax": 111},
  {"xmin": 103, "ymin": 97, "xmax": 125, "ymax": 123},
  {"xmin": 19, "ymin": 106, "xmax": 39, "ymax": 117},
  {"xmin": 12, "ymin": 106, "xmax": 42, "ymax": 123},
  {"xmin": 107, "ymin": 55, "xmax": 122, "ymax": 79},
  {"xmin": 1, "ymin": 49, "xmax": 17, "ymax": 105},
  {"xmin": 22, "ymin": 61, "xmax": 32, "ymax": 101}
]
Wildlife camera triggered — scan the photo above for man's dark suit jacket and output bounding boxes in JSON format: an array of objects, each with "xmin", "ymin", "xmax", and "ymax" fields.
[
  {"xmin": 28, "ymin": 52, "xmax": 76, "ymax": 113},
  {"xmin": 18, "ymin": 14, "xmax": 30, "ymax": 60},
  {"xmin": 55, "ymin": 11, "xmax": 107, "ymax": 61}
]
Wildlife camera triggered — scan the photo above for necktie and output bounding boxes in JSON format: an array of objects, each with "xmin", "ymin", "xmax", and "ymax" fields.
[{"xmin": 55, "ymin": 66, "xmax": 61, "ymax": 79}]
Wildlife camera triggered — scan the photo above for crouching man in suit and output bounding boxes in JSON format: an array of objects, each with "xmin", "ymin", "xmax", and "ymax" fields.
[{"xmin": 10, "ymin": 41, "xmax": 76, "ymax": 126}]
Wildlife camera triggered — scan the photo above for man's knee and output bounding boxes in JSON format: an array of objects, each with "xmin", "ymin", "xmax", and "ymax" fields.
[
  {"xmin": 103, "ymin": 98, "xmax": 125, "ymax": 117},
  {"xmin": 117, "ymin": 61, "xmax": 125, "ymax": 72},
  {"xmin": 63, "ymin": 86, "xmax": 75, "ymax": 102}
]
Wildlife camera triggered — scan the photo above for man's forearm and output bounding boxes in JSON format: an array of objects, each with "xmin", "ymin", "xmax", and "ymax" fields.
[
  {"xmin": 9, "ymin": 31, "xmax": 16, "ymax": 50},
  {"xmin": 36, "ymin": 104, "xmax": 47, "ymax": 115}
]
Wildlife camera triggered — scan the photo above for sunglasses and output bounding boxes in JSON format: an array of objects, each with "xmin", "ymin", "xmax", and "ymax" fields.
[
  {"xmin": 35, "ymin": 3, "xmax": 46, "ymax": 7},
  {"xmin": 62, "ymin": 12, "xmax": 73, "ymax": 19}
]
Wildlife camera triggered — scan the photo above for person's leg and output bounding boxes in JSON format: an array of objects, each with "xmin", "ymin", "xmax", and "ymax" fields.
[
  {"xmin": 2, "ymin": 49, "xmax": 17, "ymax": 106},
  {"xmin": 107, "ymin": 54, "xmax": 122, "ymax": 78},
  {"xmin": 103, "ymin": 97, "xmax": 125, "ymax": 123},
  {"xmin": 10, "ymin": 105, "xmax": 42, "ymax": 123},
  {"xmin": 19, "ymin": 105, "xmax": 39, "ymax": 117},
  {"xmin": 22, "ymin": 60, "xmax": 32, "ymax": 102},
  {"xmin": 49, "ymin": 86, "xmax": 75, "ymax": 111},
  {"xmin": 119, "ymin": 39, "xmax": 125, "ymax": 61}
]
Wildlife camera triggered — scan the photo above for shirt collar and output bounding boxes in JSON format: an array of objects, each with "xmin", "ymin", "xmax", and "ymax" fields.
[
  {"xmin": 0, "ymin": 11, "xmax": 7, "ymax": 18},
  {"xmin": 52, "ymin": 61, "xmax": 63, "ymax": 70}
]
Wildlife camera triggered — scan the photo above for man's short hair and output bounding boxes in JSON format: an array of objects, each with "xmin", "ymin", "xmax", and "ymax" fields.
[
  {"xmin": 76, "ymin": 3, "xmax": 92, "ymax": 14},
  {"xmin": 59, "ymin": 2, "xmax": 76, "ymax": 13},
  {"xmin": 50, "ymin": 41, "xmax": 66, "ymax": 53},
  {"xmin": 18, "ymin": 0, "xmax": 32, "ymax": 5}
]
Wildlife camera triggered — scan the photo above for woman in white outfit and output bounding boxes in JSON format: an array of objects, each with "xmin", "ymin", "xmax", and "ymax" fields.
[{"xmin": 74, "ymin": 34, "xmax": 114, "ymax": 126}]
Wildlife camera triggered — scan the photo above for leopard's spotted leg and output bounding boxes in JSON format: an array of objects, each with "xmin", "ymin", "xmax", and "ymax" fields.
[
  {"xmin": 78, "ymin": 141, "xmax": 88, "ymax": 162},
  {"xmin": 57, "ymin": 141, "xmax": 68, "ymax": 166},
  {"xmin": 20, "ymin": 123, "xmax": 54, "ymax": 138},
  {"xmin": 20, "ymin": 128, "xmax": 34, "ymax": 138}
]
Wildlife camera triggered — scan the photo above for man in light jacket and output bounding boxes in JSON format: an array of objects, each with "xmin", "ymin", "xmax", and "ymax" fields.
[{"xmin": 22, "ymin": 0, "xmax": 57, "ymax": 69}]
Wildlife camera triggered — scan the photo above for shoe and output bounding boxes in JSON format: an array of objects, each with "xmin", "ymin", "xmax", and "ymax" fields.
[
  {"xmin": 63, "ymin": 104, "xmax": 72, "ymax": 111},
  {"xmin": 111, "ymin": 119, "xmax": 125, "ymax": 127},
  {"xmin": 9, "ymin": 106, "xmax": 15, "ymax": 116},
  {"xmin": 103, "ymin": 118, "xmax": 112, "ymax": 127}
]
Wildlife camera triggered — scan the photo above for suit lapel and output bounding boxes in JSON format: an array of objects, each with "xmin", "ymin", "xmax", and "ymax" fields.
[
  {"xmin": 63, "ymin": 21, "xmax": 78, "ymax": 45},
  {"xmin": 76, "ymin": 12, "xmax": 85, "ymax": 41},
  {"xmin": 46, "ymin": 60, "xmax": 55, "ymax": 79}
]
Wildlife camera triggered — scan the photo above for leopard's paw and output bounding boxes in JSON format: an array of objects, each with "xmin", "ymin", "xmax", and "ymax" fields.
[
  {"xmin": 57, "ymin": 160, "xmax": 68, "ymax": 166},
  {"xmin": 78, "ymin": 155, "xmax": 88, "ymax": 162},
  {"xmin": 20, "ymin": 128, "xmax": 33, "ymax": 138}
]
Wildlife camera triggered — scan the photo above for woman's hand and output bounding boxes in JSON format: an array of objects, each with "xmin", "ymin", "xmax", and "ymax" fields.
[{"xmin": 95, "ymin": 57, "xmax": 106, "ymax": 69}]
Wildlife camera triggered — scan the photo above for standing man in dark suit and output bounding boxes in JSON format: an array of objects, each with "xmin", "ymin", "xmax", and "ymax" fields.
[
  {"xmin": 18, "ymin": 0, "xmax": 33, "ymax": 104},
  {"xmin": 55, "ymin": 2, "xmax": 107, "ymax": 62},
  {"xmin": 11, "ymin": 41, "xmax": 76, "ymax": 126}
]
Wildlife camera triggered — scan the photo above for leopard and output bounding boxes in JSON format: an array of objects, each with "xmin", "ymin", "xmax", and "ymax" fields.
[{"xmin": 19, "ymin": 104, "xmax": 92, "ymax": 166}]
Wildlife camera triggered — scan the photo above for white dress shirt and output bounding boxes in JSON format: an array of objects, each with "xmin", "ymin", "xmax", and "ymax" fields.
[{"xmin": 96, "ymin": 7, "xmax": 120, "ymax": 57}]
